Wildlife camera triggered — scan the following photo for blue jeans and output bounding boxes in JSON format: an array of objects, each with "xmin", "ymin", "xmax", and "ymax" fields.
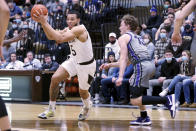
[
  {"xmin": 183, "ymin": 79, "xmax": 196, "ymax": 103},
  {"xmin": 101, "ymin": 77, "xmax": 119, "ymax": 101},
  {"xmin": 174, "ymin": 82, "xmax": 183, "ymax": 102},
  {"xmin": 168, "ymin": 75, "xmax": 190, "ymax": 93}
]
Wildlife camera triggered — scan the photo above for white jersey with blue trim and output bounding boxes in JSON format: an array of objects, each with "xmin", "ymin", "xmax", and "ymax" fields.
[
  {"xmin": 68, "ymin": 24, "xmax": 94, "ymax": 63},
  {"xmin": 126, "ymin": 32, "xmax": 150, "ymax": 64}
]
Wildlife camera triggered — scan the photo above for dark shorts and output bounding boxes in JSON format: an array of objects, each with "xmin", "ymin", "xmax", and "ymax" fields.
[
  {"xmin": 129, "ymin": 86, "xmax": 147, "ymax": 98},
  {"xmin": 0, "ymin": 96, "xmax": 8, "ymax": 118}
]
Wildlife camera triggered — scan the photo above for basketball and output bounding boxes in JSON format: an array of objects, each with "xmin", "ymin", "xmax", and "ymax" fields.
[{"xmin": 31, "ymin": 4, "xmax": 48, "ymax": 18}]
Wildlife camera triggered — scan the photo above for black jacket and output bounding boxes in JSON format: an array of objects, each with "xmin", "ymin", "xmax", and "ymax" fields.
[
  {"xmin": 41, "ymin": 61, "xmax": 59, "ymax": 71},
  {"xmin": 161, "ymin": 58, "xmax": 180, "ymax": 79}
]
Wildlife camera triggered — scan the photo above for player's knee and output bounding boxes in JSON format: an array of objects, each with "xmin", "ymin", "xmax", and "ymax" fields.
[
  {"xmin": 51, "ymin": 74, "xmax": 61, "ymax": 84},
  {"xmin": 79, "ymin": 89, "xmax": 88, "ymax": 97},
  {"xmin": 130, "ymin": 98, "xmax": 139, "ymax": 106}
]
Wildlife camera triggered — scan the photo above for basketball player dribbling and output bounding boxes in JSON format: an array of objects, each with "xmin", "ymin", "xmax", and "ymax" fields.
[
  {"xmin": 32, "ymin": 10, "xmax": 96, "ymax": 120},
  {"xmin": 100, "ymin": 14, "xmax": 177, "ymax": 126},
  {"xmin": 0, "ymin": 0, "xmax": 11, "ymax": 131}
]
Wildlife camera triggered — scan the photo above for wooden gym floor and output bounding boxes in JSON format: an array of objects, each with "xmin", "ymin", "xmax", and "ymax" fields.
[{"xmin": 6, "ymin": 103, "xmax": 196, "ymax": 131}]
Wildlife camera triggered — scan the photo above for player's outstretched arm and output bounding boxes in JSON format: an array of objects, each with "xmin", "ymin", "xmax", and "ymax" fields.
[
  {"xmin": 0, "ymin": 0, "xmax": 10, "ymax": 60},
  {"xmin": 172, "ymin": 0, "xmax": 196, "ymax": 43}
]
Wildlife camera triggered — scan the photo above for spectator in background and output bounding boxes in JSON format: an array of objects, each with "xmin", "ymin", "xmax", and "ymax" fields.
[
  {"xmin": 23, "ymin": 51, "xmax": 42, "ymax": 69},
  {"xmin": 143, "ymin": 34, "xmax": 155, "ymax": 60},
  {"xmin": 167, "ymin": 5, "xmax": 175, "ymax": 14},
  {"xmin": 65, "ymin": 0, "xmax": 85, "ymax": 18},
  {"xmin": 90, "ymin": 51, "xmax": 117, "ymax": 104},
  {"xmin": 154, "ymin": 27, "xmax": 171, "ymax": 64},
  {"xmin": 155, "ymin": 19, "xmax": 173, "ymax": 41},
  {"xmin": 159, "ymin": 50, "xmax": 194, "ymax": 98},
  {"xmin": 148, "ymin": 50, "xmax": 180, "ymax": 96},
  {"xmin": 104, "ymin": 32, "xmax": 120, "ymax": 60},
  {"xmin": 2, "ymin": 30, "xmax": 26, "ymax": 61},
  {"xmin": 51, "ymin": 42, "xmax": 70, "ymax": 64},
  {"xmin": 8, "ymin": 1, "xmax": 23, "ymax": 20},
  {"xmin": 181, "ymin": 20, "xmax": 194, "ymax": 46},
  {"xmin": 142, "ymin": 6, "xmax": 162, "ymax": 42},
  {"xmin": 135, "ymin": 25, "xmax": 145, "ymax": 37},
  {"xmin": 41, "ymin": 54, "xmax": 59, "ymax": 71},
  {"xmin": 49, "ymin": 0, "xmax": 65, "ymax": 16},
  {"xmin": 181, "ymin": 73, "xmax": 196, "ymax": 108},
  {"xmin": 166, "ymin": 40, "xmax": 190, "ymax": 59},
  {"xmin": 5, "ymin": 52, "xmax": 24, "ymax": 70},
  {"xmin": 162, "ymin": 0, "xmax": 172, "ymax": 19}
]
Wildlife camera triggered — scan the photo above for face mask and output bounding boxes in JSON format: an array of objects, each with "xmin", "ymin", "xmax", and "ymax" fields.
[
  {"xmin": 160, "ymin": 33, "xmax": 166, "ymax": 39},
  {"xmin": 23, "ymin": 25, "xmax": 28, "ymax": 29},
  {"xmin": 12, "ymin": 24, "xmax": 17, "ymax": 29},
  {"xmin": 164, "ymin": 4, "xmax": 169, "ymax": 9},
  {"xmin": 166, "ymin": 57, "xmax": 172, "ymax": 63},
  {"xmin": 184, "ymin": 24, "xmax": 191, "ymax": 30},
  {"xmin": 182, "ymin": 56, "xmax": 188, "ymax": 61},
  {"xmin": 143, "ymin": 39, "xmax": 149, "ymax": 44},
  {"xmin": 15, "ymin": 19, "xmax": 21, "ymax": 24}
]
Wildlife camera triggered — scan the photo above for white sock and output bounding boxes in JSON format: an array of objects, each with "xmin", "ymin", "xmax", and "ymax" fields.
[
  {"xmin": 95, "ymin": 93, "xmax": 99, "ymax": 99},
  {"xmin": 49, "ymin": 101, "xmax": 56, "ymax": 111},
  {"xmin": 82, "ymin": 93, "xmax": 91, "ymax": 108}
]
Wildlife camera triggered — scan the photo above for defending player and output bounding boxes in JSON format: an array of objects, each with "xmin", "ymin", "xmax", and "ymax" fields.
[{"xmin": 100, "ymin": 14, "xmax": 177, "ymax": 125}]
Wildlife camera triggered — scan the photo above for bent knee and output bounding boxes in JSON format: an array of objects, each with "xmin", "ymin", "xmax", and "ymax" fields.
[{"xmin": 130, "ymin": 98, "xmax": 139, "ymax": 105}]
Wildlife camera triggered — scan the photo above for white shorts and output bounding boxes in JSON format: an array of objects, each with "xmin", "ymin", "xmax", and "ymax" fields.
[{"xmin": 61, "ymin": 58, "xmax": 96, "ymax": 90}]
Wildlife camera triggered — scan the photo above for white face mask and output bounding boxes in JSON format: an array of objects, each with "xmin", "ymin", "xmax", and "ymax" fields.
[{"xmin": 143, "ymin": 39, "xmax": 150, "ymax": 44}]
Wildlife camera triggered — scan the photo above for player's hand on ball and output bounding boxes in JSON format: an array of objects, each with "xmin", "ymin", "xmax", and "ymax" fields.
[{"xmin": 32, "ymin": 9, "xmax": 48, "ymax": 24}]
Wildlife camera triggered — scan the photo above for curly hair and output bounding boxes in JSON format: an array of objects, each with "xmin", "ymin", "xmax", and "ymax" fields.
[{"xmin": 121, "ymin": 14, "xmax": 138, "ymax": 31}]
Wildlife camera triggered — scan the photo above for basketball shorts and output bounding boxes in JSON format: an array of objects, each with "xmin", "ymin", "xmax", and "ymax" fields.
[{"xmin": 61, "ymin": 58, "xmax": 96, "ymax": 90}]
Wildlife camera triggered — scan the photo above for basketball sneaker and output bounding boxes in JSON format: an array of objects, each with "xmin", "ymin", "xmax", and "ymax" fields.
[
  {"xmin": 38, "ymin": 108, "xmax": 54, "ymax": 119},
  {"xmin": 78, "ymin": 100, "xmax": 92, "ymax": 121},
  {"xmin": 165, "ymin": 94, "xmax": 176, "ymax": 119},
  {"xmin": 130, "ymin": 116, "xmax": 151, "ymax": 126},
  {"xmin": 159, "ymin": 88, "xmax": 169, "ymax": 97}
]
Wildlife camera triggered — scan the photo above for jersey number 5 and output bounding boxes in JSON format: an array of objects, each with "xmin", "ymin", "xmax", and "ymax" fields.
[{"xmin": 70, "ymin": 45, "xmax": 76, "ymax": 56}]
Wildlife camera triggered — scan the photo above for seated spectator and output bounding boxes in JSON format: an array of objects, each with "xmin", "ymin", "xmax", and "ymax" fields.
[
  {"xmin": 5, "ymin": 52, "xmax": 24, "ymax": 70},
  {"xmin": 142, "ymin": 6, "xmax": 162, "ymax": 41},
  {"xmin": 167, "ymin": 13, "xmax": 175, "ymax": 26},
  {"xmin": 148, "ymin": 49, "xmax": 180, "ymax": 96},
  {"xmin": 100, "ymin": 63, "xmax": 133, "ymax": 104},
  {"xmin": 154, "ymin": 27, "xmax": 171, "ymax": 65},
  {"xmin": 23, "ymin": 51, "xmax": 42, "ymax": 69},
  {"xmin": 90, "ymin": 51, "xmax": 117, "ymax": 103},
  {"xmin": 2, "ymin": 30, "xmax": 26, "ymax": 61},
  {"xmin": 143, "ymin": 33, "xmax": 155, "ymax": 60},
  {"xmin": 41, "ymin": 54, "xmax": 59, "ymax": 71},
  {"xmin": 181, "ymin": 73, "xmax": 196, "ymax": 108},
  {"xmin": 135, "ymin": 25, "xmax": 145, "ymax": 37},
  {"xmin": 159, "ymin": 50, "xmax": 195, "ymax": 98},
  {"xmin": 166, "ymin": 40, "xmax": 190, "ymax": 59},
  {"xmin": 155, "ymin": 18, "xmax": 173, "ymax": 41},
  {"xmin": 49, "ymin": 0, "xmax": 65, "ymax": 16},
  {"xmin": 162, "ymin": 0, "xmax": 172, "ymax": 19},
  {"xmin": 104, "ymin": 32, "xmax": 120, "ymax": 60},
  {"xmin": 181, "ymin": 20, "xmax": 194, "ymax": 46},
  {"xmin": 8, "ymin": 1, "xmax": 23, "ymax": 20}
]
